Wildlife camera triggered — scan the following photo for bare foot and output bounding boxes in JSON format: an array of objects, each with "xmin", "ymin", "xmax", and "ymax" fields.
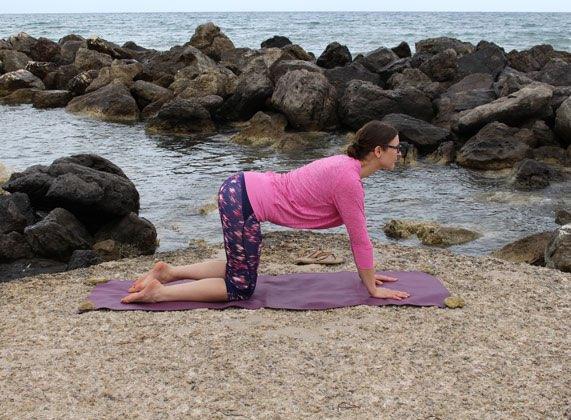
[
  {"xmin": 129, "ymin": 261, "xmax": 173, "ymax": 293},
  {"xmin": 121, "ymin": 278, "xmax": 164, "ymax": 304}
]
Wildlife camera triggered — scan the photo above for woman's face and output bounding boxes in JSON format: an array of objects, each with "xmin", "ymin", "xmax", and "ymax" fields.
[{"xmin": 375, "ymin": 135, "xmax": 401, "ymax": 170}]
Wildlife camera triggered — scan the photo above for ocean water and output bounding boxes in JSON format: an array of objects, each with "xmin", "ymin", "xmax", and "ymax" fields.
[{"xmin": 1, "ymin": 12, "xmax": 570, "ymax": 256}]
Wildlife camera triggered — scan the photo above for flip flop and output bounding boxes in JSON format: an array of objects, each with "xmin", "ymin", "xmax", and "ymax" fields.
[{"xmin": 294, "ymin": 250, "xmax": 345, "ymax": 265}]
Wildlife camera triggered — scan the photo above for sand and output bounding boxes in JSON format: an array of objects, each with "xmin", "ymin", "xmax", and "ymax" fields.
[{"xmin": 1, "ymin": 231, "xmax": 569, "ymax": 419}]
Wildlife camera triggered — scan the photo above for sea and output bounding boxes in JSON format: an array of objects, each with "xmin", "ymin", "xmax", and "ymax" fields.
[{"xmin": 1, "ymin": 12, "xmax": 570, "ymax": 255}]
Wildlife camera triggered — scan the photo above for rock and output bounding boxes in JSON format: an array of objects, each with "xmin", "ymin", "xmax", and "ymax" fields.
[
  {"xmin": 0, "ymin": 193, "xmax": 36, "ymax": 234},
  {"xmin": 360, "ymin": 47, "xmax": 399, "ymax": 74},
  {"xmin": 92, "ymin": 239, "xmax": 121, "ymax": 261},
  {"xmin": 415, "ymin": 37, "xmax": 475, "ymax": 56},
  {"xmin": 0, "ymin": 231, "xmax": 34, "ymax": 262},
  {"xmin": 444, "ymin": 296, "xmax": 465, "ymax": 309},
  {"xmin": 426, "ymin": 141, "xmax": 456, "ymax": 165},
  {"xmin": 551, "ymin": 86, "xmax": 571, "ymax": 112},
  {"xmin": 456, "ymin": 42, "xmax": 507, "ymax": 80},
  {"xmin": 545, "ymin": 224, "xmax": 571, "ymax": 272},
  {"xmin": 29, "ymin": 37, "xmax": 61, "ymax": 62},
  {"xmin": 523, "ymin": 120, "xmax": 559, "ymax": 148},
  {"xmin": 0, "ymin": 69, "xmax": 45, "ymax": 96},
  {"xmin": 74, "ymin": 48, "xmax": 113, "ymax": 71},
  {"xmin": 507, "ymin": 45, "xmax": 557, "ymax": 72},
  {"xmin": 85, "ymin": 59, "xmax": 143, "ymax": 93},
  {"xmin": 195, "ymin": 95, "xmax": 224, "ymax": 112},
  {"xmin": 122, "ymin": 41, "xmax": 150, "ymax": 52},
  {"xmin": 53, "ymin": 154, "xmax": 129, "ymax": 178},
  {"xmin": 25, "ymin": 61, "xmax": 59, "ymax": 79},
  {"xmin": 66, "ymin": 80, "xmax": 140, "ymax": 123},
  {"xmin": 0, "ymin": 162, "xmax": 12, "ymax": 191},
  {"xmin": 0, "ymin": 50, "xmax": 32, "ymax": 72},
  {"xmin": 384, "ymin": 219, "xmax": 438, "ymax": 239},
  {"xmin": 491, "ymin": 231, "xmax": 554, "ymax": 265},
  {"xmin": 493, "ymin": 67, "xmax": 533, "ymax": 97},
  {"xmin": 386, "ymin": 68, "xmax": 431, "ymax": 89},
  {"xmin": 269, "ymin": 59, "xmax": 323, "ymax": 84},
  {"xmin": 86, "ymin": 36, "xmax": 134, "ymax": 60},
  {"xmin": 534, "ymin": 58, "xmax": 571, "ymax": 86},
  {"xmin": 174, "ymin": 67, "xmax": 237, "ymax": 99},
  {"xmin": 453, "ymin": 83, "xmax": 553, "ymax": 134},
  {"xmin": 146, "ymin": 98, "xmax": 215, "ymax": 135},
  {"xmin": 188, "ymin": 22, "xmax": 235, "ymax": 61},
  {"xmin": 316, "ymin": 42, "xmax": 351, "ymax": 69},
  {"xmin": 271, "ymin": 69, "xmax": 337, "ymax": 131},
  {"xmin": 398, "ymin": 142, "xmax": 418, "ymax": 167},
  {"xmin": 231, "ymin": 111, "xmax": 288, "ymax": 147},
  {"xmin": 509, "ymin": 159, "xmax": 562, "ymax": 190},
  {"xmin": 8, "ymin": 32, "xmax": 37, "ymax": 55},
  {"xmin": 377, "ymin": 58, "xmax": 411, "ymax": 83},
  {"xmin": 60, "ymin": 40, "xmax": 86, "ymax": 64},
  {"xmin": 339, "ymin": 80, "xmax": 433, "ymax": 130},
  {"xmin": 67, "ymin": 249, "xmax": 103, "ymax": 270},
  {"xmin": 324, "ymin": 62, "xmax": 381, "ymax": 98},
  {"xmin": 58, "ymin": 34, "xmax": 85, "ymax": 45},
  {"xmin": 410, "ymin": 52, "xmax": 433, "ymax": 69},
  {"xmin": 77, "ymin": 300, "xmax": 96, "ymax": 313},
  {"xmin": 555, "ymin": 209, "xmax": 571, "ymax": 225},
  {"xmin": 67, "ymin": 70, "xmax": 99, "ymax": 96},
  {"xmin": 0, "ymin": 258, "xmax": 68, "ymax": 282},
  {"xmin": 419, "ymin": 226, "xmax": 480, "ymax": 246},
  {"xmin": 391, "ymin": 42, "xmax": 411, "ymax": 58},
  {"xmin": 380, "ymin": 113, "xmax": 452, "ymax": 153},
  {"xmin": 281, "ymin": 44, "xmax": 314, "ymax": 62},
  {"xmin": 419, "ymin": 49, "xmax": 457, "ymax": 82},
  {"xmin": 0, "ymin": 88, "xmax": 40, "ymax": 105},
  {"xmin": 43, "ymin": 64, "xmax": 80, "ymax": 90},
  {"xmin": 94, "ymin": 212, "xmax": 158, "ymax": 256},
  {"xmin": 456, "ymin": 122, "xmax": 532, "ymax": 170},
  {"xmin": 130, "ymin": 80, "xmax": 173, "ymax": 110},
  {"xmin": 555, "ymin": 97, "xmax": 571, "ymax": 146},
  {"xmin": 24, "ymin": 207, "xmax": 93, "ymax": 261},
  {"xmin": 219, "ymin": 47, "xmax": 259, "ymax": 75},
  {"xmin": 261, "ymin": 36, "xmax": 292, "ymax": 49},
  {"xmin": 32, "ymin": 90, "xmax": 73, "ymax": 108},
  {"xmin": 532, "ymin": 146, "xmax": 568, "ymax": 166}
]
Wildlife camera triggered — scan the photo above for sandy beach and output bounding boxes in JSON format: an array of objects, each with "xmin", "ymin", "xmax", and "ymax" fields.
[{"xmin": 1, "ymin": 230, "xmax": 569, "ymax": 418}]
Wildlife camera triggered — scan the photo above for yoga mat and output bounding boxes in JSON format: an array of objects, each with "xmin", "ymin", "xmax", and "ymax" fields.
[{"xmin": 88, "ymin": 271, "xmax": 450, "ymax": 311}]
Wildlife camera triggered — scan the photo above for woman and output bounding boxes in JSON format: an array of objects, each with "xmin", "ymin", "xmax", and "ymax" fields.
[{"xmin": 122, "ymin": 120, "xmax": 410, "ymax": 304}]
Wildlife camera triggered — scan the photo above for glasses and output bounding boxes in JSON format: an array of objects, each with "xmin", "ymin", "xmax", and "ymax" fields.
[{"xmin": 384, "ymin": 144, "xmax": 403, "ymax": 153}]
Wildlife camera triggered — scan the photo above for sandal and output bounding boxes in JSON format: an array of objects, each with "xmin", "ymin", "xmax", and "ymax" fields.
[{"xmin": 294, "ymin": 250, "xmax": 345, "ymax": 265}]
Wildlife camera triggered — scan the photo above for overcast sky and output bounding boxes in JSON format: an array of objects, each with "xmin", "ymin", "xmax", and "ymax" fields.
[{"xmin": 0, "ymin": 0, "xmax": 570, "ymax": 13}]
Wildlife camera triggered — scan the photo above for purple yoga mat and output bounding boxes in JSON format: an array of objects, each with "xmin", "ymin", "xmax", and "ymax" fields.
[{"xmin": 88, "ymin": 271, "xmax": 450, "ymax": 311}]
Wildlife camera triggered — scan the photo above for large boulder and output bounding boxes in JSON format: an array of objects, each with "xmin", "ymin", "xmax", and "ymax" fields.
[
  {"xmin": 43, "ymin": 64, "xmax": 80, "ymax": 90},
  {"xmin": 491, "ymin": 231, "xmax": 554, "ymax": 266},
  {"xmin": 29, "ymin": 37, "xmax": 61, "ymax": 62},
  {"xmin": 0, "ymin": 231, "xmax": 34, "ymax": 262},
  {"xmin": 360, "ymin": 47, "xmax": 399, "ymax": 74},
  {"xmin": 66, "ymin": 80, "xmax": 140, "ymax": 123},
  {"xmin": 0, "ymin": 88, "xmax": 40, "ymax": 105},
  {"xmin": 426, "ymin": 141, "xmax": 456, "ymax": 165},
  {"xmin": 0, "ymin": 50, "xmax": 32, "ymax": 72},
  {"xmin": 453, "ymin": 83, "xmax": 553, "ymax": 134},
  {"xmin": 380, "ymin": 113, "xmax": 452, "ymax": 153},
  {"xmin": 85, "ymin": 59, "xmax": 144, "ymax": 93},
  {"xmin": 7, "ymin": 32, "xmax": 37, "ymax": 55},
  {"xmin": 146, "ymin": 98, "xmax": 215, "ymax": 135},
  {"xmin": 232, "ymin": 111, "xmax": 288, "ymax": 146},
  {"xmin": 532, "ymin": 146, "xmax": 569, "ymax": 166},
  {"xmin": 261, "ymin": 36, "xmax": 292, "ymax": 49},
  {"xmin": 269, "ymin": 60, "xmax": 323, "ymax": 84},
  {"xmin": 94, "ymin": 212, "xmax": 158, "ymax": 256},
  {"xmin": 67, "ymin": 70, "xmax": 99, "ymax": 96},
  {"xmin": 509, "ymin": 159, "xmax": 563, "ymax": 190},
  {"xmin": 534, "ymin": 59, "xmax": 571, "ymax": 86},
  {"xmin": 507, "ymin": 45, "xmax": 557, "ymax": 72},
  {"xmin": 419, "ymin": 49, "xmax": 457, "ymax": 82},
  {"xmin": 316, "ymin": 42, "xmax": 351, "ymax": 69},
  {"xmin": 32, "ymin": 90, "xmax": 73, "ymax": 108},
  {"xmin": 554, "ymin": 97, "xmax": 571, "ymax": 146},
  {"xmin": 377, "ymin": 58, "xmax": 412, "ymax": 83},
  {"xmin": 456, "ymin": 42, "xmax": 507, "ymax": 79},
  {"xmin": 281, "ymin": 44, "xmax": 314, "ymax": 62},
  {"xmin": 339, "ymin": 80, "xmax": 433, "ymax": 130},
  {"xmin": 25, "ymin": 61, "xmax": 59, "ymax": 80},
  {"xmin": 60, "ymin": 40, "xmax": 86, "ymax": 64},
  {"xmin": 74, "ymin": 47, "xmax": 113, "ymax": 71},
  {"xmin": 493, "ymin": 67, "xmax": 533, "ymax": 97},
  {"xmin": 383, "ymin": 219, "xmax": 479, "ymax": 246},
  {"xmin": 386, "ymin": 68, "xmax": 440, "ymax": 98},
  {"xmin": 86, "ymin": 37, "xmax": 134, "ymax": 60},
  {"xmin": 219, "ymin": 47, "xmax": 260, "ymax": 75},
  {"xmin": 456, "ymin": 122, "xmax": 532, "ymax": 170},
  {"xmin": 130, "ymin": 80, "xmax": 173, "ymax": 110},
  {"xmin": 0, "ymin": 69, "xmax": 44, "ymax": 97},
  {"xmin": 391, "ymin": 42, "xmax": 411, "ymax": 58},
  {"xmin": 415, "ymin": 37, "xmax": 475, "ymax": 56},
  {"xmin": 173, "ymin": 67, "xmax": 237, "ymax": 99},
  {"xmin": 0, "ymin": 193, "xmax": 36, "ymax": 234},
  {"xmin": 324, "ymin": 62, "xmax": 381, "ymax": 98},
  {"xmin": 271, "ymin": 69, "xmax": 337, "ymax": 131},
  {"xmin": 188, "ymin": 22, "xmax": 235, "ymax": 62},
  {"xmin": 545, "ymin": 224, "xmax": 571, "ymax": 272}
]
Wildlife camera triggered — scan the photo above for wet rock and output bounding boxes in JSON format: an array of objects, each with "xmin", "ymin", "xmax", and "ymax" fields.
[
  {"xmin": 231, "ymin": 111, "xmax": 288, "ymax": 147},
  {"xmin": 67, "ymin": 249, "xmax": 103, "ymax": 270},
  {"xmin": 554, "ymin": 97, "xmax": 571, "ymax": 146},
  {"xmin": 555, "ymin": 209, "xmax": 571, "ymax": 225},
  {"xmin": 534, "ymin": 58, "xmax": 571, "ymax": 86},
  {"xmin": 507, "ymin": 44, "xmax": 557, "ymax": 72},
  {"xmin": 316, "ymin": 42, "xmax": 351, "ymax": 69},
  {"xmin": 271, "ymin": 69, "xmax": 337, "ymax": 131},
  {"xmin": 391, "ymin": 42, "xmax": 411, "ymax": 58},
  {"xmin": 0, "ymin": 88, "xmax": 40, "ymax": 105},
  {"xmin": 146, "ymin": 98, "xmax": 215, "ymax": 135},
  {"xmin": 545, "ymin": 224, "xmax": 571, "ymax": 272},
  {"xmin": 24, "ymin": 207, "xmax": 93, "ymax": 262},
  {"xmin": 32, "ymin": 90, "xmax": 73, "ymax": 108},
  {"xmin": 29, "ymin": 37, "xmax": 61, "ymax": 62},
  {"xmin": 360, "ymin": 47, "xmax": 399, "ymax": 74},
  {"xmin": 0, "ymin": 69, "xmax": 44, "ymax": 96},
  {"xmin": 67, "ymin": 70, "xmax": 99, "ymax": 96},
  {"xmin": 130, "ymin": 80, "xmax": 173, "ymax": 110},
  {"xmin": 270, "ymin": 59, "xmax": 323, "ymax": 84},
  {"xmin": 261, "ymin": 36, "xmax": 292, "ymax": 49},
  {"xmin": 453, "ymin": 83, "xmax": 553, "ymax": 134},
  {"xmin": 25, "ymin": 61, "xmax": 59, "ymax": 79},
  {"xmin": 380, "ymin": 113, "xmax": 452, "ymax": 153},
  {"xmin": 456, "ymin": 42, "xmax": 507, "ymax": 80},
  {"xmin": 444, "ymin": 296, "xmax": 465, "ymax": 309},
  {"xmin": 86, "ymin": 36, "xmax": 134, "ymax": 60},
  {"xmin": 85, "ymin": 59, "xmax": 143, "ymax": 93},
  {"xmin": 398, "ymin": 142, "xmax": 418, "ymax": 167},
  {"xmin": 491, "ymin": 231, "xmax": 554, "ymax": 266},
  {"xmin": 426, "ymin": 141, "xmax": 456, "ymax": 165},
  {"xmin": 419, "ymin": 49, "xmax": 457, "ymax": 82},
  {"xmin": 188, "ymin": 22, "xmax": 235, "ymax": 61},
  {"xmin": 43, "ymin": 64, "xmax": 80, "ymax": 90},
  {"xmin": 523, "ymin": 120, "xmax": 559, "ymax": 148},
  {"xmin": 94, "ymin": 212, "xmax": 158, "ymax": 256},
  {"xmin": 384, "ymin": 219, "xmax": 439, "ymax": 239},
  {"xmin": 415, "ymin": 37, "xmax": 475, "ymax": 56},
  {"xmin": 509, "ymin": 159, "xmax": 562, "ymax": 190},
  {"xmin": 324, "ymin": 62, "xmax": 381, "ymax": 99},
  {"xmin": 456, "ymin": 122, "xmax": 532, "ymax": 170},
  {"xmin": 66, "ymin": 80, "xmax": 139, "ymax": 123},
  {"xmin": 74, "ymin": 48, "xmax": 113, "ymax": 71},
  {"xmin": 339, "ymin": 80, "xmax": 433, "ymax": 130},
  {"xmin": 0, "ymin": 231, "xmax": 34, "ymax": 262},
  {"xmin": 532, "ymin": 146, "xmax": 568, "ymax": 166},
  {"xmin": 419, "ymin": 226, "xmax": 480, "ymax": 246}
]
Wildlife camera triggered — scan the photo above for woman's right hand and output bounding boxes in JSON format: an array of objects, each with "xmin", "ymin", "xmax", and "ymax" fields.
[{"xmin": 370, "ymin": 287, "xmax": 410, "ymax": 300}]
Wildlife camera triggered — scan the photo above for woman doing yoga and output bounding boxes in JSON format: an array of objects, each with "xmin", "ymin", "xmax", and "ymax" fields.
[{"xmin": 122, "ymin": 120, "xmax": 410, "ymax": 304}]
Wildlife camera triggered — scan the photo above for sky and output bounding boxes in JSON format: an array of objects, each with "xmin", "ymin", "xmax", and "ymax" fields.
[{"xmin": 0, "ymin": 0, "xmax": 570, "ymax": 13}]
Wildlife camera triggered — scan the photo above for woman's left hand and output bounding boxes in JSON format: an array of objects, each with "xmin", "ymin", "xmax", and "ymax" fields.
[{"xmin": 375, "ymin": 273, "xmax": 398, "ymax": 285}]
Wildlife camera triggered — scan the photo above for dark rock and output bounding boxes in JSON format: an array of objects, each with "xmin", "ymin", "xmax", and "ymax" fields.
[
  {"xmin": 261, "ymin": 36, "xmax": 292, "ymax": 49},
  {"xmin": 361, "ymin": 47, "xmax": 399, "ymax": 74},
  {"xmin": 173, "ymin": 67, "xmax": 236, "ymax": 99},
  {"xmin": 25, "ymin": 61, "xmax": 59, "ymax": 80},
  {"xmin": 387, "ymin": 68, "xmax": 431, "ymax": 89},
  {"xmin": 8, "ymin": 32, "xmax": 37, "ymax": 55},
  {"xmin": 66, "ymin": 80, "xmax": 140, "ymax": 123},
  {"xmin": 339, "ymin": 80, "xmax": 433, "ymax": 130},
  {"xmin": 94, "ymin": 212, "xmax": 158, "ymax": 256},
  {"xmin": 67, "ymin": 249, "xmax": 102, "ymax": 270},
  {"xmin": 534, "ymin": 58, "xmax": 571, "ymax": 86},
  {"xmin": 509, "ymin": 159, "xmax": 562, "ymax": 190},
  {"xmin": 415, "ymin": 37, "xmax": 475, "ymax": 56},
  {"xmin": 377, "ymin": 58, "xmax": 411, "ymax": 83},
  {"xmin": 122, "ymin": 41, "xmax": 149, "ymax": 52},
  {"xmin": 195, "ymin": 95, "xmax": 224, "ymax": 112},
  {"xmin": 532, "ymin": 146, "xmax": 569, "ymax": 166},
  {"xmin": 551, "ymin": 86, "xmax": 571, "ymax": 112},
  {"xmin": 456, "ymin": 43, "xmax": 507, "ymax": 80},
  {"xmin": 0, "ymin": 258, "xmax": 68, "ymax": 282},
  {"xmin": 43, "ymin": 64, "xmax": 80, "ymax": 90},
  {"xmin": 0, "ymin": 193, "xmax": 36, "ymax": 234},
  {"xmin": 555, "ymin": 97, "xmax": 571, "ymax": 146},
  {"xmin": 324, "ymin": 62, "xmax": 381, "ymax": 98},
  {"xmin": 271, "ymin": 69, "xmax": 337, "ymax": 131},
  {"xmin": 188, "ymin": 22, "xmax": 235, "ymax": 62},
  {"xmin": 545, "ymin": 224, "xmax": 571, "ymax": 272},
  {"xmin": 281, "ymin": 44, "xmax": 314, "ymax": 62},
  {"xmin": 0, "ymin": 69, "xmax": 44, "ymax": 96},
  {"xmin": 131, "ymin": 80, "xmax": 173, "ymax": 110},
  {"xmin": 29, "ymin": 37, "xmax": 61, "ymax": 62},
  {"xmin": 524, "ymin": 120, "xmax": 559, "ymax": 148},
  {"xmin": 426, "ymin": 141, "xmax": 456, "ymax": 165},
  {"xmin": 0, "ymin": 88, "xmax": 40, "ymax": 105},
  {"xmin": 67, "ymin": 70, "xmax": 99, "ymax": 96},
  {"xmin": 86, "ymin": 36, "xmax": 134, "ymax": 60},
  {"xmin": 231, "ymin": 111, "xmax": 288, "ymax": 146},
  {"xmin": 380, "ymin": 113, "xmax": 452, "ymax": 153},
  {"xmin": 491, "ymin": 231, "xmax": 554, "ymax": 265},
  {"xmin": 507, "ymin": 45, "xmax": 557, "ymax": 72},
  {"xmin": 52, "ymin": 154, "xmax": 129, "ymax": 178},
  {"xmin": 59, "ymin": 40, "xmax": 86, "ymax": 64},
  {"xmin": 74, "ymin": 48, "xmax": 113, "ymax": 71},
  {"xmin": 0, "ymin": 231, "xmax": 34, "ymax": 262},
  {"xmin": 58, "ymin": 34, "xmax": 85, "ymax": 45},
  {"xmin": 410, "ymin": 52, "xmax": 433, "ymax": 69},
  {"xmin": 493, "ymin": 67, "xmax": 533, "ymax": 97},
  {"xmin": 269, "ymin": 59, "xmax": 323, "ymax": 84},
  {"xmin": 146, "ymin": 98, "xmax": 215, "ymax": 134},
  {"xmin": 456, "ymin": 122, "xmax": 532, "ymax": 170},
  {"xmin": 391, "ymin": 42, "xmax": 411, "ymax": 58},
  {"xmin": 84, "ymin": 59, "xmax": 143, "ymax": 93},
  {"xmin": 32, "ymin": 90, "xmax": 73, "ymax": 108},
  {"xmin": 219, "ymin": 47, "xmax": 259, "ymax": 75},
  {"xmin": 24, "ymin": 207, "xmax": 93, "ymax": 261},
  {"xmin": 555, "ymin": 209, "xmax": 571, "ymax": 225},
  {"xmin": 316, "ymin": 42, "xmax": 351, "ymax": 69},
  {"xmin": 419, "ymin": 49, "xmax": 457, "ymax": 82}
]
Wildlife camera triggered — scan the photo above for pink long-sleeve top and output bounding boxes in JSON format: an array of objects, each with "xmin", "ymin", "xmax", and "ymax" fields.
[{"xmin": 244, "ymin": 154, "xmax": 374, "ymax": 269}]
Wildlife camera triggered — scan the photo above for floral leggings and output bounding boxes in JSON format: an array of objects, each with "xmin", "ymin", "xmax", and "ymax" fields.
[{"xmin": 218, "ymin": 172, "xmax": 262, "ymax": 301}]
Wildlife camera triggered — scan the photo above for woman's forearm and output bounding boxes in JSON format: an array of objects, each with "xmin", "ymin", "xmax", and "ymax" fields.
[{"xmin": 358, "ymin": 267, "xmax": 377, "ymax": 295}]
